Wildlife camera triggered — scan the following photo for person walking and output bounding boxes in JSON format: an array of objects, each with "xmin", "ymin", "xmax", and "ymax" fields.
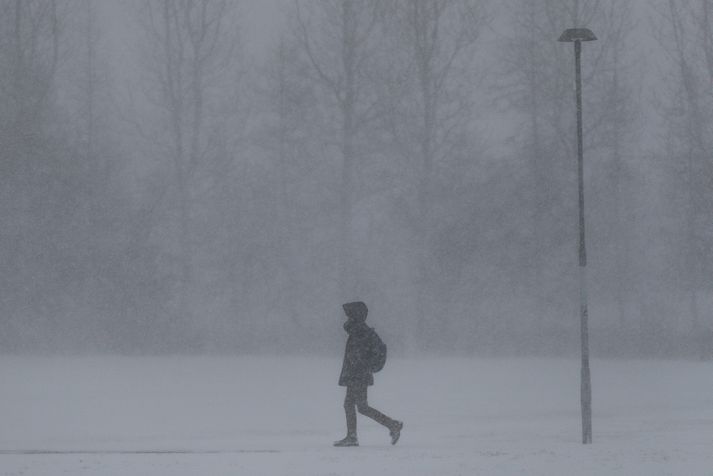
[{"xmin": 334, "ymin": 301, "xmax": 403, "ymax": 447}]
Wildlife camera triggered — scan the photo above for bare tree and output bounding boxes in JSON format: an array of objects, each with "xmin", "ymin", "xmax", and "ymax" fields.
[
  {"xmin": 254, "ymin": 35, "xmax": 321, "ymax": 334},
  {"xmin": 654, "ymin": 0, "xmax": 713, "ymax": 346},
  {"xmin": 387, "ymin": 0, "xmax": 489, "ymax": 346},
  {"xmin": 290, "ymin": 0, "xmax": 383, "ymax": 299},
  {"xmin": 500, "ymin": 0, "xmax": 576, "ymax": 327},
  {"xmin": 594, "ymin": 2, "xmax": 637, "ymax": 332},
  {"xmin": 136, "ymin": 0, "xmax": 239, "ymax": 335},
  {"xmin": 0, "ymin": 0, "xmax": 67, "ymax": 339}
]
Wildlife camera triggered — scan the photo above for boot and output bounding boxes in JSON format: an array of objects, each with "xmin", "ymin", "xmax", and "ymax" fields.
[
  {"xmin": 390, "ymin": 421, "xmax": 403, "ymax": 445},
  {"xmin": 333, "ymin": 435, "xmax": 359, "ymax": 447}
]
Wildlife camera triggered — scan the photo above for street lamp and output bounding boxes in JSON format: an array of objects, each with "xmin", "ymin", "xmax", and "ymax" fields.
[{"xmin": 558, "ymin": 27, "xmax": 597, "ymax": 445}]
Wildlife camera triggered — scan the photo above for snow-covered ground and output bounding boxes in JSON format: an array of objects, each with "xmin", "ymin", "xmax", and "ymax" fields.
[{"xmin": 0, "ymin": 356, "xmax": 711, "ymax": 475}]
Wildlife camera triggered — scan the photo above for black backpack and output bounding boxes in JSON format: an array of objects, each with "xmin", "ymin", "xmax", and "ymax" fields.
[{"xmin": 367, "ymin": 328, "xmax": 387, "ymax": 373}]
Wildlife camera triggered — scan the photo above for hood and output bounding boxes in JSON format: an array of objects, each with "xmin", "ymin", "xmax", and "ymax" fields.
[{"xmin": 342, "ymin": 301, "xmax": 368, "ymax": 323}]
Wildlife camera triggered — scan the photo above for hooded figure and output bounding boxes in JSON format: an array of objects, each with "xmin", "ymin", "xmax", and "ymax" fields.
[
  {"xmin": 334, "ymin": 301, "xmax": 402, "ymax": 447},
  {"xmin": 338, "ymin": 301, "xmax": 374, "ymax": 387}
]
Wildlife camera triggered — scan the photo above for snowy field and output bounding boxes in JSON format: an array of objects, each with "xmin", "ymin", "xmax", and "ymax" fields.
[{"xmin": 1, "ymin": 356, "xmax": 712, "ymax": 475}]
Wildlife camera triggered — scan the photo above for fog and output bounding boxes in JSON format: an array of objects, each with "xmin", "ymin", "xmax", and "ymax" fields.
[{"xmin": 1, "ymin": 0, "xmax": 711, "ymax": 359}]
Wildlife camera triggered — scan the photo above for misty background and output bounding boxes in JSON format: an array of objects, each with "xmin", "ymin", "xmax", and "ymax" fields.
[{"xmin": 0, "ymin": 0, "xmax": 710, "ymax": 358}]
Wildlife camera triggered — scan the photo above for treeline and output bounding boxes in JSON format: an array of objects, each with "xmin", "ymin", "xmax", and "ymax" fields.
[{"xmin": 0, "ymin": 0, "xmax": 710, "ymax": 357}]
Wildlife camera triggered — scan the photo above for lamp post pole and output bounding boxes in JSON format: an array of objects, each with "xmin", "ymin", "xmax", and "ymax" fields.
[
  {"xmin": 559, "ymin": 27, "xmax": 596, "ymax": 445},
  {"xmin": 574, "ymin": 36, "xmax": 592, "ymax": 447}
]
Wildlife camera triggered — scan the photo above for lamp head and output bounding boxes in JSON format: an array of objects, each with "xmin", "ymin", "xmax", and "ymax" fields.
[{"xmin": 558, "ymin": 28, "xmax": 597, "ymax": 42}]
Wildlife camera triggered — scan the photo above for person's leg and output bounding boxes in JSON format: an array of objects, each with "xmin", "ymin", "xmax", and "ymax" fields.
[
  {"xmin": 334, "ymin": 387, "xmax": 360, "ymax": 446},
  {"xmin": 353, "ymin": 385, "xmax": 397, "ymax": 430},
  {"xmin": 344, "ymin": 386, "xmax": 358, "ymax": 438}
]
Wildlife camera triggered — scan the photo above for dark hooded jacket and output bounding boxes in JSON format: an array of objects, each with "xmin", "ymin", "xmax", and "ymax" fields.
[{"xmin": 338, "ymin": 302, "xmax": 374, "ymax": 387}]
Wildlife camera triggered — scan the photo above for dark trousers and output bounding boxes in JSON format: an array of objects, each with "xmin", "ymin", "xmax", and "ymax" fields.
[{"xmin": 344, "ymin": 385, "xmax": 396, "ymax": 437}]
